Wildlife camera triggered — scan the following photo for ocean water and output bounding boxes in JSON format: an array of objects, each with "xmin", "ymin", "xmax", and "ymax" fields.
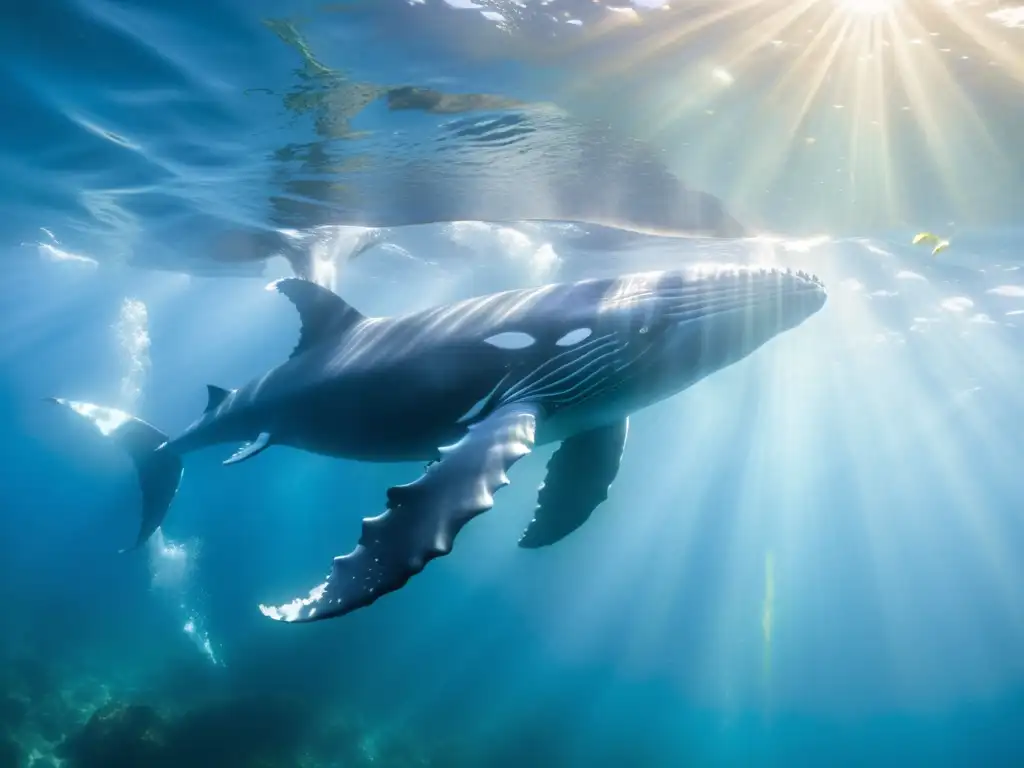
[{"xmin": 3, "ymin": 1, "xmax": 1024, "ymax": 766}]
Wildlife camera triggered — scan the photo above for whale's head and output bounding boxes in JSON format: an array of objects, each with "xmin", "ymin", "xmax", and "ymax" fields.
[{"xmin": 594, "ymin": 265, "xmax": 827, "ymax": 406}]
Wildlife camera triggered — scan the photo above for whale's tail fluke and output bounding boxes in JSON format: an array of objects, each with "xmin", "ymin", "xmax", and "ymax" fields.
[{"xmin": 47, "ymin": 398, "xmax": 183, "ymax": 551}]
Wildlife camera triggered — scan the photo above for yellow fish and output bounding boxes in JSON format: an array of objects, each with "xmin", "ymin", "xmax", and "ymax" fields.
[{"xmin": 912, "ymin": 232, "xmax": 949, "ymax": 255}]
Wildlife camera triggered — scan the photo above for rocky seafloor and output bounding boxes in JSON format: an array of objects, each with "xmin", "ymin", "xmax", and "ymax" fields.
[{"xmin": 0, "ymin": 653, "xmax": 451, "ymax": 768}]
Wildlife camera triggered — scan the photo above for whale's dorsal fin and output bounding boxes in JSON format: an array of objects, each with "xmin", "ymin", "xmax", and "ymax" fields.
[
  {"xmin": 267, "ymin": 278, "xmax": 366, "ymax": 359},
  {"xmin": 205, "ymin": 385, "xmax": 230, "ymax": 414}
]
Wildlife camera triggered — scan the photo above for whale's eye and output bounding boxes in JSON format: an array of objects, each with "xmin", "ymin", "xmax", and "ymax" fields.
[
  {"xmin": 484, "ymin": 331, "xmax": 536, "ymax": 350},
  {"xmin": 555, "ymin": 327, "xmax": 592, "ymax": 346},
  {"xmin": 639, "ymin": 326, "xmax": 649, "ymax": 335}
]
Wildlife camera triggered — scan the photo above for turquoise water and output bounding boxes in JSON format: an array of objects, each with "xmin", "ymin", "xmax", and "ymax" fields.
[{"xmin": 3, "ymin": 1, "xmax": 1024, "ymax": 766}]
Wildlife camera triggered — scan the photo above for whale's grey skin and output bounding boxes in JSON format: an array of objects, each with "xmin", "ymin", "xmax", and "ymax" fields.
[{"xmin": 49, "ymin": 265, "xmax": 826, "ymax": 623}]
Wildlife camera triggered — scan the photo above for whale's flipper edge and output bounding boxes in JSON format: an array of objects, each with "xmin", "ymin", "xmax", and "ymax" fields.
[
  {"xmin": 46, "ymin": 398, "xmax": 183, "ymax": 551},
  {"xmin": 518, "ymin": 418, "xmax": 628, "ymax": 549},
  {"xmin": 266, "ymin": 277, "xmax": 366, "ymax": 359},
  {"xmin": 223, "ymin": 432, "xmax": 272, "ymax": 466},
  {"xmin": 260, "ymin": 403, "xmax": 539, "ymax": 623}
]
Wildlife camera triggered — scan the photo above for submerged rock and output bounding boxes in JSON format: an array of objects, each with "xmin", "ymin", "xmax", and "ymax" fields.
[
  {"xmin": 9, "ymin": 659, "xmax": 52, "ymax": 703},
  {"xmin": 0, "ymin": 697, "xmax": 28, "ymax": 733},
  {"xmin": 56, "ymin": 694, "xmax": 325, "ymax": 768},
  {"xmin": 32, "ymin": 707, "xmax": 63, "ymax": 747},
  {"xmin": 57, "ymin": 703, "xmax": 166, "ymax": 768},
  {"xmin": 163, "ymin": 695, "xmax": 312, "ymax": 768},
  {"xmin": 0, "ymin": 732, "xmax": 23, "ymax": 768}
]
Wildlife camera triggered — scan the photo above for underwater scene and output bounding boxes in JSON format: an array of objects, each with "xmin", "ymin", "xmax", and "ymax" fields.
[{"xmin": 3, "ymin": 0, "xmax": 1024, "ymax": 765}]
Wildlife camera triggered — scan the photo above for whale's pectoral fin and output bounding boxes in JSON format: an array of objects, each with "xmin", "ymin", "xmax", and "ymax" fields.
[
  {"xmin": 518, "ymin": 418, "xmax": 628, "ymax": 549},
  {"xmin": 259, "ymin": 404, "xmax": 538, "ymax": 623},
  {"xmin": 266, "ymin": 277, "xmax": 367, "ymax": 359},
  {"xmin": 223, "ymin": 432, "xmax": 272, "ymax": 466}
]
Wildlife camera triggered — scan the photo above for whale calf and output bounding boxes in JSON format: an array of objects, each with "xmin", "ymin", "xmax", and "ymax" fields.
[{"xmin": 49, "ymin": 265, "xmax": 826, "ymax": 623}]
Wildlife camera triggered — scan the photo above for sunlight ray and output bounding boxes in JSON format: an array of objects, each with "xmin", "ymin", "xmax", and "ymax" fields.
[
  {"xmin": 943, "ymin": 1, "xmax": 1024, "ymax": 86},
  {"xmin": 548, "ymin": 0, "xmax": 1024, "ymax": 234},
  {"xmin": 564, "ymin": 0, "xmax": 769, "ymax": 90}
]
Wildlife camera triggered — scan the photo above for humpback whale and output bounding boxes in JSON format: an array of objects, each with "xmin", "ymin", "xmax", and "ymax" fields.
[{"xmin": 49, "ymin": 265, "xmax": 826, "ymax": 623}]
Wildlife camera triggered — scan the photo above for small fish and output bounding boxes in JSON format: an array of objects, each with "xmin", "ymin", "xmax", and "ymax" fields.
[{"xmin": 912, "ymin": 232, "xmax": 949, "ymax": 256}]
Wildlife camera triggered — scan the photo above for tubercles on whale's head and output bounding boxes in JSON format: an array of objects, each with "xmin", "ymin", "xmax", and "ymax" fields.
[{"xmin": 610, "ymin": 265, "xmax": 826, "ymax": 399}]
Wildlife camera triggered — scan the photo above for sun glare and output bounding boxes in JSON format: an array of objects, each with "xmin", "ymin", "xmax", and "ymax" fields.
[
  {"xmin": 838, "ymin": 0, "xmax": 897, "ymax": 15},
  {"xmin": 561, "ymin": 0, "xmax": 1024, "ymax": 231}
]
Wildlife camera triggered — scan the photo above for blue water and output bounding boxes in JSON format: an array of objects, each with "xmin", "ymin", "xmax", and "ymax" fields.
[{"xmin": 4, "ymin": 1, "xmax": 1024, "ymax": 766}]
